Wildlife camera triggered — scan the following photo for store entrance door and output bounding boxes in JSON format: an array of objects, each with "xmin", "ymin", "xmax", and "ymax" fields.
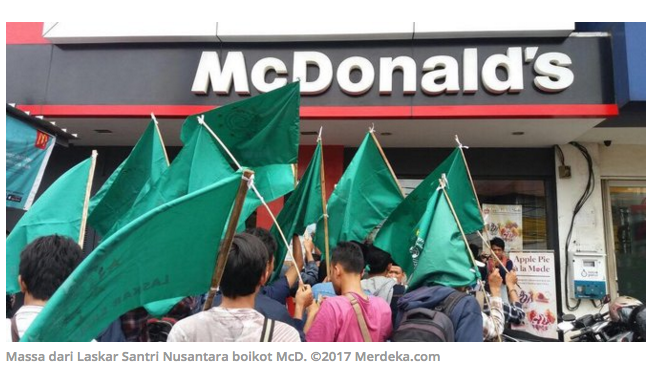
[{"xmin": 604, "ymin": 181, "xmax": 646, "ymax": 303}]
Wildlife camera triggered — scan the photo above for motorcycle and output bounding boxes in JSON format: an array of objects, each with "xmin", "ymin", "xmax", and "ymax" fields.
[
  {"xmin": 559, "ymin": 295, "xmax": 646, "ymax": 342},
  {"xmin": 502, "ymin": 295, "xmax": 645, "ymax": 342}
]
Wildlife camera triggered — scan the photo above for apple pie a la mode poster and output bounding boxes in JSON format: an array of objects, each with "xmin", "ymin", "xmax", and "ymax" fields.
[
  {"xmin": 483, "ymin": 204, "xmax": 523, "ymax": 252},
  {"xmin": 511, "ymin": 251, "xmax": 558, "ymax": 339}
]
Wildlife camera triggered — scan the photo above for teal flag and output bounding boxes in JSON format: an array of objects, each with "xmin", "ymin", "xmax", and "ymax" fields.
[
  {"xmin": 181, "ymin": 83, "xmax": 300, "ymax": 229},
  {"xmin": 375, "ymin": 148, "xmax": 483, "ymax": 253},
  {"xmin": 238, "ymin": 163, "xmax": 295, "ymax": 229},
  {"xmin": 88, "ymin": 120, "xmax": 168, "ymax": 237},
  {"xmin": 6, "ymin": 114, "xmax": 55, "ymax": 210},
  {"xmin": 105, "ymin": 124, "xmax": 234, "ymax": 238},
  {"xmin": 22, "ymin": 173, "xmax": 243, "ymax": 342},
  {"xmin": 6, "ymin": 155, "xmax": 94, "ymax": 294},
  {"xmin": 375, "ymin": 147, "xmax": 484, "ymax": 287},
  {"xmin": 404, "ymin": 188, "xmax": 479, "ymax": 291},
  {"xmin": 181, "ymin": 82, "xmax": 300, "ymax": 166},
  {"xmin": 314, "ymin": 132, "xmax": 403, "ymax": 251},
  {"xmin": 270, "ymin": 142, "xmax": 324, "ymax": 281}
]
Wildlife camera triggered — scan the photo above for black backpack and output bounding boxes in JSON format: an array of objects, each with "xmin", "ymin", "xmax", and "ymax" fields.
[
  {"xmin": 147, "ymin": 317, "xmax": 177, "ymax": 342},
  {"xmin": 391, "ymin": 290, "xmax": 466, "ymax": 342}
]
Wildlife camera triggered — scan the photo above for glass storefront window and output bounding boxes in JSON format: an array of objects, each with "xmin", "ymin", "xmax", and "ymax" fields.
[
  {"xmin": 607, "ymin": 183, "xmax": 646, "ymax": 303},
  {"xmin": 474, "ymin": 180, "xmax": 548, "ymax": 251},
  {"xmin": 398, "ymin": 179, "xmax": 549, "ymax": 251}
]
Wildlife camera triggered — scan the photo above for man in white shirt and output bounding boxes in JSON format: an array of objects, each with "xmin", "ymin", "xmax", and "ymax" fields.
[
  {"xmin": 168, "ymin": 233, "xmax": 305, "ymax": 342},
  {"xmin": 7, "ymin": 235, "xmax": 83, "ymax": 341}
]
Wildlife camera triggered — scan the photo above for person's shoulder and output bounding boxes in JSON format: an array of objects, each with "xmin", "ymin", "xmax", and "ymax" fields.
[
  {"xmin": 455, "ymin": 294, "xmax": 482, "ymax": 315},
  {"xmin": 367, "ymin": 295, "xmax": 392, "ymax": 312},
  {"xmin": 321, "ymin": 295, "xmax": 348, "ymax": 307},
  {"xmin": 255, "ymin": 295, "xmax": 293, "ymax": 321},
  {"xmin": 173, "ymin": 311, "xmax": 201, "ymax": 327},
  {"xmin": 271, "ymin": 321, "xmax": 301, "ymax": 342}
]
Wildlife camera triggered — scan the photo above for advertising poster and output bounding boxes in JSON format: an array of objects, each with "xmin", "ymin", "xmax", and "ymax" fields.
[
  {"xmin": 6, "ymin": 115, "xmax": 55, "ymax": 210},
  {"xmin": 482, "ymin": 203, "xmax": 523, "ymax": 252},
  {"xmin": 511, "ymin": 251, "xmax": 558, "ymax": 339}
]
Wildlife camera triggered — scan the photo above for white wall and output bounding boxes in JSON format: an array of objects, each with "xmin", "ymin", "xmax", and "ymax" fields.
[
  {"xmin": 555, "ymin": 143, "xmax": 607, "ymax": 318},
  {"xmin": 598, "ymin": 144, "xmax": 646, "ymax": 179},
  {"xmin": 555, "ymin": 143, "xmax": 646, "ymax": 318},
  {"xmin": 42, "ymin": 22, "xmax": 574, "ymax": 43}
]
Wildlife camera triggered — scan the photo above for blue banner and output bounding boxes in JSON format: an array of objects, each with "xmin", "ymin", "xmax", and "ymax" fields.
[{"xmin": 6, "ymin": 115, "xmax": 55, "ymax": 210}]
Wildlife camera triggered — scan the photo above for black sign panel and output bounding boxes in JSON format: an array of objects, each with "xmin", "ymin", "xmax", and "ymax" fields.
[{"xmin": 7, "ymin": 37, "xmax": 614, "ymax": 107}]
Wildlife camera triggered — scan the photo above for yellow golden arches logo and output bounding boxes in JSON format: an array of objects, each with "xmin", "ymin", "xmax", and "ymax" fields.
[{"xmin": 35, "ymin": 131, "xmax": 50, "ymax": 149}]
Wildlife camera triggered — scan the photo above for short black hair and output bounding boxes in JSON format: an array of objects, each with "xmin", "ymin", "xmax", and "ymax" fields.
[
  {"xmin": 19, "ymin": 235, "xmax": 83, "ymax": 301},
  {"xmin": 331, "ymin": 241, "xmax": 365, "ymax": 274},
  {"xmin": 365, "ymin": 245, "xmax": 392, "ymax": 274},
  {"xmin": 318, "ymin": 260, "xmax": 328, "ymax": 283},
  {"xmin": 490, "ymin": 237, "xmax": 505, "ymax": 250},
  {"xmin": 220, "ymin": 233, "xmax": 269, "ymax": 299},
  {"xmin": 469, "ymin": 244, "xmax": 480, "ymax": 259},
  {"xmin": 244, "ymin": 227, "xmax": 276, "ymax": 262}
]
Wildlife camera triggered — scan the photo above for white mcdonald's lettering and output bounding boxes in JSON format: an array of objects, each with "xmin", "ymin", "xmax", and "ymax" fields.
[{"xmin": 192, "ymin": 48, "xmax": 574, "ymax": 96}]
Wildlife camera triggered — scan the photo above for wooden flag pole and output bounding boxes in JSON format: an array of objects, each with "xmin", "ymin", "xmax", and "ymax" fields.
[
  {"xmin": 455, "ymin": 135, "xmax": 482, "ymax": 214},
  {"xmin": 151, "ymin": 113, "xmax": 170, "ymax": 166},
  {"xmin": 439, "ymin": 177, "xmax": 502, "ymax": 342},
  {"xmin": 454, "ymin": 136, "xmax": 511, "ymax": 276},
  {"xmin": 198, "ymin": 118, "xmax": 303, "ymax": 282},
  {"xmin": 204, "ymin": 170, "xmax": 254, "ymax": 311},
  {"xmin": 317, "ymin": 138, "xmax": 331, "ymax": 280},
  {"xmin": 369, "ymin": 129, "xmax": 405, "ymax": 198},
  {"xmin": 78, "ymin": 150, "xmax": 98, "ymax": 249},
  {"xmin": 438, "ymin": 178, "xmax": 477, "ymax": 272}
]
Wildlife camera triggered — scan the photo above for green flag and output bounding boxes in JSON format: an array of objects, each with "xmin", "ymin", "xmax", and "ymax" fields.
[
  {"xmin": 104, "ymin": 124, "xmax": 235, "ymax": 316},
  {"xmin": 181, "ymin": 82, "xmax": 300, "ymax": 166},
  {"xmin": 21, "ymin": 173, "xmax": 244, "ymax": 342},
  {"xmin": 87, "ymin": 120, "xmax": 168, "ymax": 237},
  {"xmin": 181, "ymin": 83, "xmax": 300, "ymax": 229},
  {"xmin": 403, "ymin": 188, "xmax": 479, "ymax": 291},
  {"xmin": 105, "ymin": 124, "xmax": 235, "ymax": 238},
  {"xmin": 375, "ymin": 147, "xmax": 484, "ymax": 278},
  {"xmin": 314, "ymin": 132, "xmax": 403, "ymax": 251},
  {"xmin": 238, "ymin": 163, "xmax": 295, "ymax": 229},
  {"xmin": 6, "ymin": 155, "xmax": 95, "ymax": 294},
  {"xmin": 270, "ymin": 142, "xmax": 324, "ymax": 280}
]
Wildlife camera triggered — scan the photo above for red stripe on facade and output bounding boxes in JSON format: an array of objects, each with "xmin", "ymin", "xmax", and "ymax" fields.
[
  {"xmin": 411, "ymin": 104, "xmax": 619, "ymax": 118},
  {"xmin": 16, "ymin": 104, "xmax": 619, "ymax": 119},
  {"xmin": 6, "ymin": 22, "xmax": 49, "ymax": 44},
  {"xmin": 301, "ymin": 106, "xmax": 411, "ymax": 119}
]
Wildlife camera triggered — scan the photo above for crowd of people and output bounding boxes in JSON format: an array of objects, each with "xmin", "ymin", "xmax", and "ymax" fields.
[{"xmin": 6, "ymin": 229, "xmax": 524, "ymax": 342}]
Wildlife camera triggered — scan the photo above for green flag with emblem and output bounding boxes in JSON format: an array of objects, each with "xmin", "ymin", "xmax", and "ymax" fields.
[
  {"xmin": 314, "ymin": 132, "xmax": 403, "ymax": 251},
  {"xmin": 180, "ymin": 83, "xmax": 300, "ymax": 228},
  {"xmin": 403, "ymin": 187, "xmax": 479, "ymax": 291},
  {"xmin": 21, "ymin": 173, "xmax": 244, "ymax": 342},
  {"xmin": 88, "ymin": 119, "xmax": 168, "ymax": 237},
  {"xmin": 375, "ymin": 147, "xmax": 484, "ymax": 288},
  {"xmin": 104, "ymin": 124, "xmax": 234, "ymax": 238}
]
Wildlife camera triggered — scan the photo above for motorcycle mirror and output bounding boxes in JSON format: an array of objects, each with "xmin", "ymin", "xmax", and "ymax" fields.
[
  {"xmin": 558, "ymin": 322, "xmax": 574, "ymax": 332},
  {"xmin": 561, "ymin": 314, "xmax": 576, "ymax": 322},
  {"xmin": 602, "ymin": 295, "xmax": 611, "ymax": 304}
]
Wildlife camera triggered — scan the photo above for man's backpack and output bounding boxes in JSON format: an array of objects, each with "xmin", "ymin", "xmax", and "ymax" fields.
[
  {"xmin": 391, "ymin": 290, "xmax": 466, "ymax": 342},
  {"xmin": 147, "ymin": 317, "xmax": 177, "ymax": 342}
]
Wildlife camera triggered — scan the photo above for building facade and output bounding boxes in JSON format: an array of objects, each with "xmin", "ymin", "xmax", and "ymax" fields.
[{"xmin": 6, "ymin": 22, "xmax": 645, "ymax": 321}]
